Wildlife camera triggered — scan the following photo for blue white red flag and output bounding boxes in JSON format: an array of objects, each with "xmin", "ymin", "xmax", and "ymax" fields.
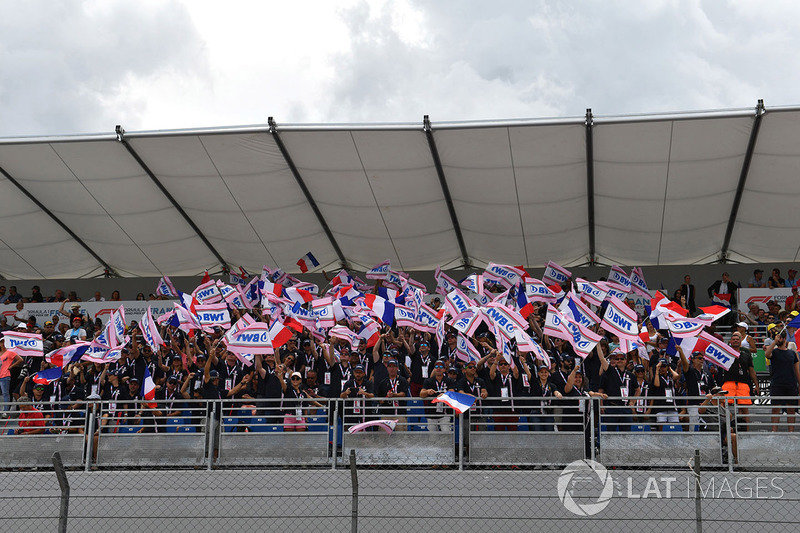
[
  {"xmin": 296, "ymin": 252, "xmax": 320, "ymax": 273},
  {"xmin": 432, "ymin": 391, "xmax": 477, "ymax": 414},
  {"xmin": 141, "ymin": 366, "xmax": 156, "ymax": 405},
  {"xmin": 284, "ymin": 286, "xmax": 314, "ymax": 305},
  {"xmin": 46, "ymin": 343, "xmax": 89, "ymax": 368},
  {"xmin": 33, "ymin": 367, "xmax": 63, "ymax": 385},
  {"xmin": 363, "ymin": 294, "xmax": 396, "ymax": 325},
  {"xmin": 712, "ymin": 293, "xmax": 732, "ymax": 308}
]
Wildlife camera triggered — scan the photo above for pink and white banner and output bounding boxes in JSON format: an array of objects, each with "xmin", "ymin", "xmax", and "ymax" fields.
[
  {"xmin": 600, "ymin": 296, "xmax": 639, "ymax": 342},
  {"xmin": 542, "ymin": 261, "xmax": 571, "ymax": 287},
  {"xmin": 366, "ymin": 260, "xmax": 391, "ymax": 280},
  {"xmin": 2, "ymin": 331, "xmax": 43, "ymax": 357}
]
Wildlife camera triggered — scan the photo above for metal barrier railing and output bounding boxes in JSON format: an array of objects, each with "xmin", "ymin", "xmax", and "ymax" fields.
[{"xmin": 1, "ymin": 395, "xmax": 798, "ymax": 471}]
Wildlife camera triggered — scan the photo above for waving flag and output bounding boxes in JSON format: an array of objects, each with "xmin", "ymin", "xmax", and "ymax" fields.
[
  {"xmin": 227, "ymin": 322, "xmax": 274, "ymax": 355},
  {"xmin": 193, "ymin": 280, "xmax": 222, "ymax": 304},
  {"xmin": 461, "ymin": 273, "xmax": 484, "ymax": 295},
  {"xmin": 651, "ymin": 291, "xmax": 689, "ymax": 319},
  {"xmin": 608, "ymin": 265, "xmax": 632, "ymax": 292},
  {"xmin": 366, "ymin": 260, "xmax": 391, "ymax": 280},
  {"xmin": 311, "ymin": 297, "xmax": 336, "ymax": 328},
  {"xmin": 415, "ymin": 303, "xmax": 439, "ymax": 333},
  {"xmin": 560, "ymin": 292, "xmax": 600, "ymax": 327},
  {"xmin": 335, "ymin": 284, "xmax": 362, "ymax": 307},
  {"xmin": 330, "ymin": 325, "xmax": 362, "ymax": 351},
  {"xmin": 356, "ymin": 315, "xmax": 381, "ymax": 347},
  {"xmin": 516, "ymin": 285, "xmax": 536, "ymax": 319},
  {"xmin": 665, "ymin": 316, "xmax": 705, "ymax": 338},
  {"xmin": 229, "ymin": 266, "xmax": 250, "ymax": 286},
  {"xmin": 434, "ymin": 266, "xmax": 459, "ymax": 296},
  {"xmin": 456, "ymin": 333, "xmax": 482, "ymax": 362},
  {"xmin": 544, "ymin": 304, "xmax": 572, "ymax": 342},
  {"xmin": 575, "ymin": 278, "xmax": 607, "ymax": 307},
  {"xmin": 394, "ymin": 304, "xmax": 417, "ymax": 329},
  {"xmin": 450, "ymin": 307, "xmax": 483, "ymax": 337},
  {"xmin": 685, "ymin": 332, "xmax": 739, "ymax": 371},
  {"xmin": 2, "ymin": 331, "xmax": 43, "ymax": 357},
  {"xmin": 33, "ymin": 367, "xmax": 63, "ymax": 385},
  {"xmin": 483, "ymin": 303, "xmax": 527, "ymax": 341},
  {"xmin": 284, "ymin": 286, "xmax": 314, "ymax": 305},
  {"xmin": 194, "ymin": 303, "xmax": 231, "ymax": 332},
  {"xmin": 563, "ymin": 317, "xmax": 603, "ymax": 359},
  {"xmin": 432, "ymin": 391, "xmax": 477, "ymax": 414},
  {"xmin": 542, "ymin": 261, "xmax": 571, "ymax": 286},
  {"xmin": 141, "ymin": 366, "xmax": 156, "ymax": 407},
  {"xmin": 697, "ymin": 305, "xmax": 731, "ymax": 323},
  {"xmin": 629, "ymin": 267, "xmax": 650, "ymax": 298},
  {"xmin": 140, "ymin": 307, "xmax": 164, "ymax": 351},
  {"xmin": 46, "ymin": 343, "xmax": 90, "ymax": 368},
  {"xmin": 484, "ymin": 263, "xmax": 524, "ymax": 289},
  {"xmin": 348, "ymin": 419, "xmax": 397, "ymax": 434},
  {"xmin": 712, "ymin": 293, "xmax": 732, "ymax": 308},
  {"xmin": 362, "ymin": 294, "xmax": 395, "ymax": 325},
  {"xmin": 156, "ymin": 276, "xmax": 177, "ymax": 297},
  {"xmin": 224, "ymin": 314, "xmax": 257, "ymax": 346},
  {"xmin": 330, "ymin": 269, "xmax": 353, "ymax": 288},
  {"xmin": 444, "ymin": 288, "xmax": 472, "ymax": 317},
  {"xmin": 267, "ymin": 319, "xmax": 296, "ymax": 350},
  {"xmin": 296, "ymin": 252, "xmax": 320, "ymax": 273},
  {"xmin": 524, "ymin": 278, "xmax": 557, "ymax": 304},
  {"xmin": 600, "ymin": 296, "xmax": 639, "ymax": 342}
]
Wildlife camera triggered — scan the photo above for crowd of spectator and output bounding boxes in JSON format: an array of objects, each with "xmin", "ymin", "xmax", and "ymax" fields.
[{"xmin": 1, "ymin": 267, "xmax": 798, "ymax": 453}]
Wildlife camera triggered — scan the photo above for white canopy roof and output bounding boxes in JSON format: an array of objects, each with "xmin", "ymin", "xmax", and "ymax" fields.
[{"xmin": 0, "ymin": 102, "xmax": 794, "ymax": 279}]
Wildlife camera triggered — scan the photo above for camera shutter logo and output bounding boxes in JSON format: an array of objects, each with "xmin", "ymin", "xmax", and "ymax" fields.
[{"xmin": 557, "ymin": 459, "xmax": 614, "ymax": 516}]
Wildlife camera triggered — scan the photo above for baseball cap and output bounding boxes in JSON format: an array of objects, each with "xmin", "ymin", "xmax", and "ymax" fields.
[
  {"xmin": 353, "ymin": 364, "xmax": 365, "ymax": 372},
  {"xmin": 129, "ymin": 376, "xmax": 140, "ymax": 383},
  {"xmin": 633, "ymin": 364, "xmax": 645, "ymax": 372},
  {"xmin": 736, "ymin": 322, "xmax": 749, "ymax": 330},
  {"xmin": 291, "ymin": 371, "xmax": 302, "ymax": 379},
  {"xmin": 691, "ymin": 351, "xmax": 704, "ymax": 358},
  {"xmin": 208, "ymin": 370, "xmax": 219, "ymax": 379},
  {"xmin": 44, "ymin": 321, "xmax": 53, "ymax": 326},
  {"xmin": 767, "ymin": 323, "xmax": 777, "ymax": 331},
  {"xmin": 659, "ymin": 358, "xmax": 669, "ymax": 365},
  {"xmin": 167, "ymin": 376, "xmax": 178, "ymax": 383},
  {"xmin": 448, "ymin": 366, "xmax": 458, "ymax": 373},
  {"xmin": 386, "ymin": 359, "xmax": 398, "ymax": 366}
]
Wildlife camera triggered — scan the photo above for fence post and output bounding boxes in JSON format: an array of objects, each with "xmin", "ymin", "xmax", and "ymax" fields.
[
  {"xmin": 349, "ymin": 449, "xmax": 358, "ymax": 533},
  {"xmin": 458, "ymin": 412, "xmax": 464, "ymax": 471},
  {"xmin": 331, "ymin": 400, "xmax": 339, "ymax": 470},
  {"xmin": 207, "ymin": 402, "xmax": 216, "ymax": 471},
  {"xmin": 85, "ymin": 405, "xmax": 96, "ymax": 472},
  {"xmin": 694, "ymin": 449, "xmax": 703, "ymax": 533},
  {"xmin": 52, "ymin": 452, "xmax": 69, "ymax": 533}
]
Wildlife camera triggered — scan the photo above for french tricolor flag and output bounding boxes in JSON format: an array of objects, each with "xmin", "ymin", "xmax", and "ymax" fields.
[
  {"xmin": 33, "ymin": 367, "xmax": 63, "ymax": 385},
  {"xmin": 296, "ymin": 252, "xmax": 320, "ymax": 273},
  {"xmin": 284, "ymin": 286, "xmax": 314, "ymax": 305},
  {"xmin": 141, "ymin": 366, "xmax": 156, "ymax": 407},
  {"xmin": 335, "ymin": 284, "xmax": 362, "ymax": 306},
  {"xmin": 432, "ymin": 391, "xmax": 477, "ymax": 414},
  {"xmin": 363, "ymin": 294, "xmax": 396, "ymax": 325},
  {"xmin": 46, "ymin": 343, "xmax": 90, "ymax": 369}
]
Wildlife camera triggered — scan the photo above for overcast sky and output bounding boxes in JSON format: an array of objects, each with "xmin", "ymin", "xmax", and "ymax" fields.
[{"xmin": 1, "ymin": 0, "xmax": 798, "ymax": 137}]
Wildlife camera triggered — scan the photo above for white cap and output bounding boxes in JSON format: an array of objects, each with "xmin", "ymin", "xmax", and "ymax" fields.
[{"xmin": 736, "ymin": 321, "xmax": 748, "ymax": 330}]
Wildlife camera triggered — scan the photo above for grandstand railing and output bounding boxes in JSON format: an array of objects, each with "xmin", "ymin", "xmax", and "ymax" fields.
[{"xmin": 0, "ymin": 395, "xmax": 797, "ymax": 471}]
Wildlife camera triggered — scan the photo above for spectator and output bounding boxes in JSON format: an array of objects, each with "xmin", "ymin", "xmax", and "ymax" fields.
[
  {"xmin": 0, "ymin": 285, "xmax": 7, "ymax": 304},
  {"xmin": 65, "ymin": 317, "xmax": 87, "ymax": 344},
  {"xmin": 11, "ymin": 301, "xmax": 28, "ymax": 328},
  {"xmin": 375, "ymin": 358, "xmax": 409, "ymax": 430},
  {"xmin": 136, "ymin": 293, "xmax": 146, "ymax": 301},
  {"xmin": 29, "ymin": 285, "xmax": 43, "ymax": 303},
  {"xmin": 786, "ymin": 287, "xmax": 800, "ymax": 313},
  {"xmin": 47, "ymin": 289, "xmax": 66, "ymax": 303},
  {"xmin": 787, "ymin": 269, "xmax": 798, "ymax": 288},
  {"xmin": 598, "ymin": 345, "xmax": 634, "ymax": 431},
  {"xmin": 16, "ymin": 396, "xmax": 46, "ymax": 435},
  {"xmin": 651, "ymin": 358, "xmax": 680, "ymax": 429},
  {"xmin": 340, "ymin": 364, "xmax": 374, "ymax": 430},
  {"xmin": 735, "ymin": 322, "xmax": 757, "ymax": 354},
  {"xmin": 88, "ymin": 291, "xmax": 105, "ymax": 302},
  {"xmin": 420, "ymin": 360, "xmax": 455, "ymax": 432},
  {"xmin": 1, "ymin": 340, "xmax": 23, "ymax": 417},
  {"xmin": 631, "ymin": 364, "xmax": 653, "ymax": 423},
  {"xmin": 764, "ymin": 330, "xmax": 800, "ymax": 432},
  {"xmin": 457, "ymin": 360, "xmax": 489, "ymax": 432},
  {"xmin": 748, "ymin": 269, "xmax": 765, "ymax": 288},
  {"xmin": 5, "ymin": 286, "xmax": 22, "ymax": 304},
  {"xmin": 768, "ymin": 268, "xmax": 786, "ymax": 289},
  {"xmin": 284, "ymin": 372, "xmax": 310, "ymax": 432},
  {"xmin": 110, "ymin": 290, "xmax": 121, "ymax": 302},
  {"xmin": 680, "ymin": 275, "xmax": 697, "ymax": 315},
  {"xmin": 722, "ymin": 331, "xmax": 758, "ymax": 430},
  {"xmin": 528, "ymin": 363, "xmax": 562, "ymax": 431},
  {"xmin": 708, "ymin": 272, "xmax": 738, "ymax": 325},
  {"xmin": 487, "ymin": 355, "xmax": 520, "ymax": 431}
]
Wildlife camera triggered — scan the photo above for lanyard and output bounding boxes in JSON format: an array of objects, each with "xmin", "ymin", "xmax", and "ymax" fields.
[{"xmin": 389, "ymin": 378, "xmax": 398, "ymax": 393}]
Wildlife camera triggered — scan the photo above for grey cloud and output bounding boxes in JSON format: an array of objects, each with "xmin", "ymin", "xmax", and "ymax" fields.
[
  {"xmin": 0, "ymin": 0, "xmax": 209, "ymax": 136},
  {"xmin": 325, "ymin": 0, "xmax": 800, "ymax": 123}
]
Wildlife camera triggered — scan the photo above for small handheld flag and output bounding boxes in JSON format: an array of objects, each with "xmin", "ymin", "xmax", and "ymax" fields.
[
  {"xmin": 296, "ymin": 252, "xmax": 320, "ymax": 273},
  {"xmin": 431, "ymin": 391, "xmax": 477, "ymax": 414}
]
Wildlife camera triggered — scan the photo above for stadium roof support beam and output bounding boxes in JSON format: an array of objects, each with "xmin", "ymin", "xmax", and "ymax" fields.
[
  {"xmin": 268, "ymin": 117, "xmax": 348, "ymax": 269},
  {"xmin": 115, "ymin": 125, "xmax": 230, "ymax": 274},
  {"xmin": 585, "ymin": 109, "xmax": 596, "ymax": 266},
  {"xmin": 0, "ymin": 163, "xmax": 118, "ymax": 277},
  {"xmin": 720, "ymin": 99, "xmax": 766, "ymax": 262},
  {"xmin": 423, "ymin": 115, "xmax": 470, "ymax": 269}
]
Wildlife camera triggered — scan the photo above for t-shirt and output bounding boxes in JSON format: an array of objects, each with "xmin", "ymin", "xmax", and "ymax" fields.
[
  {"xmin": 18, "ymin": 409, "xmax": 45, "ymax": 433},
  {"xmin": 0, "ymin": 350, "xmax": 18, "ymax": 379},
  {"xmin": 722, "ymin": 349, "xmax": 753, "ymax": 384},
  {"xmin": 769, "ymin": 348, "xmax": 799, "ymax": 390}
]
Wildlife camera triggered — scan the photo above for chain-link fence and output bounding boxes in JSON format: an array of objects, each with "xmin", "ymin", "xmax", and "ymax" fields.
[{"xmin": 3, "ymin": 396, "xmax": 800, "ymax": 531}]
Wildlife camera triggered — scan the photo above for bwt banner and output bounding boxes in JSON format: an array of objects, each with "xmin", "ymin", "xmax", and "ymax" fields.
[
  {"xmin": 0, "ymin": 301, "xmax": 175, "ymax": 326},
  {"xmin": 737, "ymin": 288, "xmax": 793, "ymax": 314}
]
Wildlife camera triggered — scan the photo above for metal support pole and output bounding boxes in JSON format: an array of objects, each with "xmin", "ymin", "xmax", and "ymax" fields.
[
  {"xmin": 349, "ymin": 449, "xmax": 358, "ymax": 533},
  {"xmin": 207, "ymin": 403, "xmax": 216, "ymax": 471},
  {"xmin": 694, "ymin": 449, "xmax": 703, "ymax": 533},
  {"xmin": 85, "ymin": 406, "xmax": 96, "ymax": 472},
  {"xmin": 590, "ymin": 398, "xmax": 596, "ymax": 462},
  {"xmin": 458, "ymin": 412, "xmax": 464, "ymax": 471},
  {"xmin": 331, "ymin": 401, "xmax": 339, "ymax": 470},
  {"xmin": 52, "ymin": 452, "xmax": 70, "ymax": 533},
  {"xmin": 725, "ymin": 404, "xmax": 735, "ymax": 473}
]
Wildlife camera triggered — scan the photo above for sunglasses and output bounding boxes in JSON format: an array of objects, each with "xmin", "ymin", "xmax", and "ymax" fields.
[
  {"xmin": 465, "ymin": 365, "xmax": 476, "ymax": 369},
  {"xmin": 434, "ymin": 364, "xmax": 445, "ymax": 369},
  {"xmin": 291, "ymin": 377, "xmax": 302, "ymax": 381},
  {"xmin": 498, "ymin": 362, "xmax": 509, "ymax": 366}
]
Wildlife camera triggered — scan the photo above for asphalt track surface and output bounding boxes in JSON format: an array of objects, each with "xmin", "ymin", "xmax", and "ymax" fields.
[{"xmin": 2, "ymin": 468, "xmax": 800, "ymax": 532}]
